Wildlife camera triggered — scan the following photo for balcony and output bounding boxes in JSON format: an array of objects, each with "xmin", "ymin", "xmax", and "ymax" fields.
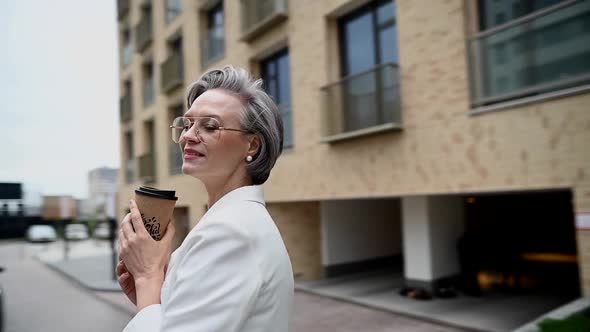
[
  {"xmin": 138, "ymin": 152, "xmax": 155, "ymax": 183},
  {"xmin": 161, "ymin": 53, "xmax": 184, "ymax": 93},
  {"xmin": 117, "ymin": 0, "xmax": 130, "ymax": 20},
  {"xmin": 169, "ymin": 143, "xmax": 183, "ymax": 175},
  {"xmin": 468, "ymin": 0, "xmax": 590, "ymax": 107},
  {"xmin": 125, "ymin": 159, "xmax": 136, "ymax": 184},
  {"xmin": 240, "ymin": 0, "xmax": 288, "ymax": 42},
  {"xmin": 120, "ymin": 94, "xmax": 132, "ymax": 122},
  {"xmin": 278, "ymin": 104, "xmax": 293, "ymax": 148},
  {"xmin": 135, "ymin": 14, "xmax": 153, "ymax": 52},
  {"xmin": 122, "ymin": 43, "xmax": 133, "ymax": 68},
  {"xmin": 320, "ymin": 63, "xmax": 402, "ymax": 143},
  {"xmin": 143, "ymin": 78, "xmax": 155, "ymax": 107},
  {"xmin": 201, "ymin": 28, "xmax": 225, "ymax": 66}
]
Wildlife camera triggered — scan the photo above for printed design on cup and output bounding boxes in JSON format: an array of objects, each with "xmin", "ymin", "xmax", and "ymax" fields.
[{"xmin": 141, "ymin": 213, "xmax": 162, "ymax": 240}]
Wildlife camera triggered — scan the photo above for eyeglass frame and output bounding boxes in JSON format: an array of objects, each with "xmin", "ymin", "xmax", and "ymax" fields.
[{"xmin": 169, "ymin": 116, "xmax": 250, "ymax": 143}]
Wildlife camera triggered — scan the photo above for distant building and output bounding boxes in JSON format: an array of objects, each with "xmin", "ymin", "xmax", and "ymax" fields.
[
  {"xmin": 87, "ymin": 167, "xmax": 119, "ymax": 219},
  {"xmin": 42, "ymin": 196, "xmax": 77, "ymax": 221}
]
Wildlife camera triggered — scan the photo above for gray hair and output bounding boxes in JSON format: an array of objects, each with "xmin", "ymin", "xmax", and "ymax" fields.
[{"xmin": 186, "ymin": 65, "xmax": 284, "ymax": 185}]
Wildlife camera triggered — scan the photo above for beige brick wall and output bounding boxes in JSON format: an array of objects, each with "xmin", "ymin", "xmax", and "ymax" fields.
[{"xmin": 267, "ymin": 202, "xmax": 323, "ymax": 280}]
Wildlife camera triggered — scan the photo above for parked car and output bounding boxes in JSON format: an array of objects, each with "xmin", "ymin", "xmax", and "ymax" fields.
[
  {"xmin": 65, "ymin": 224, "xmax": 89, "ymax": 241},
  {"xmin": 25, "ymin": 225, "xmax": 57, "ymax": 243},
  {"xmin": 93, "ymin": 222, "xmax": 111, "ymax": 240}
]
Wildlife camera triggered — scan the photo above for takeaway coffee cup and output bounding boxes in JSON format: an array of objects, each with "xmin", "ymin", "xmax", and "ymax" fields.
[{"xmin": 134, "ymin": 186, "xmax": 178, "ymax": 241}]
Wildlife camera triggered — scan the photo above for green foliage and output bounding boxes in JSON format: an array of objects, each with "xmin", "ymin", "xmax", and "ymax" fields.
[{"xmin": 539, "ymin": 313, "xmax": 590, "ymax": 332}]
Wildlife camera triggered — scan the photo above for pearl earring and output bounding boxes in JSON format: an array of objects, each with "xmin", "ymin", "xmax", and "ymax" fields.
[{"xmin": 246, "ymin": 156, "xmax": 253, "ymax": 162}]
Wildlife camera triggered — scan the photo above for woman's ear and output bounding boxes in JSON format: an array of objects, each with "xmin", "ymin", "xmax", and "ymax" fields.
[{"xmin": 247, "ymin": 135, "xmax": 261, "ymax": 157}]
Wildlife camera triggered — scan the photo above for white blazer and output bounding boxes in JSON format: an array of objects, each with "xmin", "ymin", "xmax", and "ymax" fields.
[{"xmin": 123, "ymin": 185, "xmax": 294, "ymax": 332}]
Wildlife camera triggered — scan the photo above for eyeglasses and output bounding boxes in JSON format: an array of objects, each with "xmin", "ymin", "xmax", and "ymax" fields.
[{"xmin": 169, "ymin": 116, "xmax": 249, "ymax": 144}]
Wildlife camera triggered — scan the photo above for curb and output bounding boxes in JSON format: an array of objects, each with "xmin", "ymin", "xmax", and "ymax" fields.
[
  {"xmin": 294, "ymin": 284, "xmax": 488, "ymax": 332},
  {"xmin": 37, "ymin": 256, "xmax": 135, "ymax": 316},
  {"xmin": 36, "ymin": 255, "xmax": 122, "ymax": 292}
]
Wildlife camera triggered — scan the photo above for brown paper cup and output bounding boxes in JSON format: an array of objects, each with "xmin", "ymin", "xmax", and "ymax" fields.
[{"xmin": 134, "ymin": 186, "xmax": 178, "ymax": 241}]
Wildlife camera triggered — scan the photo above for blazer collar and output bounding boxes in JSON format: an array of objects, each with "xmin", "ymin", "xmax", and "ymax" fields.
[{"xmin": 205, "ymin": 185, "xmax": 265, "ymax": 217}]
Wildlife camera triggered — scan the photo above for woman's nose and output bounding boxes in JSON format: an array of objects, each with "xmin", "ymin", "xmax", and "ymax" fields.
[{"xmin": 180, "ymin": 125, "xmax": 201, "ymax": 144}]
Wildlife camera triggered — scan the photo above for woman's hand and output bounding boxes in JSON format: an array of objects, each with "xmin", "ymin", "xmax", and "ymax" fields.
[
  {"xmin": 119, "ymin": 199, "xmax": 176, "ymax": 310},
  {"xmin": 116, "ymin": 260, "xmax": 137, "ymax": 306}
]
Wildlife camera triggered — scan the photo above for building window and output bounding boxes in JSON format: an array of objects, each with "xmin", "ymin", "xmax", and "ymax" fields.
[
  {"xmin": 142, "ymin": 61, "xmax": 155, "ymax": 107},
  {"xmin": 261, "ymin": 49, "xmax": 293, "ymax": 148},
  {"xmin": 161, "ymin": 36, "xmax": 184, "ymax": 93},
  {"xmin": 468, "ymin": 0, "xmax": 590, "ymax": 107},
  {"xmin": 240, "ymin": 0, "xmax": 288, "ymax": 41},
  {"xmin": 320, "ymin": 0, "xmax": 401, "ymax": 138},
  {"xmin": 120, "ymin": 80, "xmax": 133, "ymax": 122},
  {"xmin": 166, "ymin": 0, "xmax": 183, "ymax": 23},
  {"xmin": 139, "ymin": 120, "xmax": 156, "ymax": 183},
  {"xmin": 169, "ymin": 105, "xmax": 184, "ymax": 175},
  {"xmin": 125, "ymin": 132, "xmax": 135, "ymax": 184},
  {"xmin": 121, "ymin": 26, "xmax": 133, "ymax": 67},
  {"xmin": 202, "ymin": 2, "xmax": 225, "ymax": 66},
  {"xmin": 136, "ymin": 2, "xmax": 153, "ymax": 52}
]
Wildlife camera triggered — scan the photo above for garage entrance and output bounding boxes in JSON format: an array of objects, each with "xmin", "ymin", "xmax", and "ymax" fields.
[{"xmin": 460, "ymin": 190, "xmax": 579, "ymax": 297}]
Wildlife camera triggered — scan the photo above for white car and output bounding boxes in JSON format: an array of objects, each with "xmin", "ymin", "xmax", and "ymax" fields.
[
  {"xmin": 93, "ymin": 222, "xmax": 111, "ymax": 239},
  {"xmin": 65, "ymin": 224, "xmax": 89, "ymax": 241},
  {"xmin": 26, "ymin": 225, "xmax": 58, "ymax": 243}
]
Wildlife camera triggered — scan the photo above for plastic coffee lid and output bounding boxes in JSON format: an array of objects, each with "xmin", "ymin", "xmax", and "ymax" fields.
[{"xmin": 135, "ymin": 186, "xmax": 178, "ymax": 201}]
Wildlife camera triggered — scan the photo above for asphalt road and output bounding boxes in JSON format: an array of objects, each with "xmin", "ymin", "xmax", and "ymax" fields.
[{"xmin": 0, "ymin": 240, "xmax": 132, "ymax": 332}]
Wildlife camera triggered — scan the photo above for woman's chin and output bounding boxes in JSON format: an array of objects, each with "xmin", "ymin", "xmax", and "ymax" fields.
[{"xmin": 181, "ymin": 163, "xmax": 204, "ymax": 177}]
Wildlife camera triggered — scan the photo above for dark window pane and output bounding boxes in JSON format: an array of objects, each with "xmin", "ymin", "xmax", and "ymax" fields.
[
  {"xmin": 377, "ymin": 1, "xmax": 395, "ymax": 25},
  {"xmin": 379, "ymin": 24, "xmax": 399, "ymax": 64},
  {"xmin": 208, "ymin": 4, "xmax": 224, "ymax": 28},
  {"xmin": 343, "ymin": 12, "xmax": 376, "ymax": 75},
  {"xmin": 261, "ymin": 50, "xmax": 292, "ymax": 147},
  {"xmin": 277, "ymin": 53, "xmax": 291, "ymax": 104},
  {"xmin": 267, "ymin": 78, "xmax": 277, "ymax": 99}
]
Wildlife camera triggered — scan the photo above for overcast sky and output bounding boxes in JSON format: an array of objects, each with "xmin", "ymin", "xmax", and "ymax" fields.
[{"xmin": 0, "ymin": 0, "xmax": 120, "ymax": 200}]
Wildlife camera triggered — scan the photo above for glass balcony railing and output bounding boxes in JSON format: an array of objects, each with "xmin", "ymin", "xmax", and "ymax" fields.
[
  {"xmin": 166, "ymin": 0, "xmax": 183, "ymax": 23},
  {"xmin": 138, "ymin": 152, "xmax": 155, "ymax": 183},
  {"xmin": 169, "ymin": 143, "xmax": 183, "ymax": 175},
  {"xmin": 278, "ymin": 104, "xmax": 293, "ymax": 148},
  {"xmin": 240, "ymin": 0, "xmax": 288, "ymax": 41},
  {"xmin": 201, "ymin": 28, "xmax": 225, "ymax": 66},
  {"xmin": 118, "ymin": 0, "xmax": 130, "ymax": 20},
  {"xmin": 135, "ymin": 14, "xmax": 153, "ymax": 52},
  {"xmin": 468, "ymin": 0, "xmax": 590, "ymax": 106},
  {"xmin": 122, "ymin": 43, "xmax": 133, "ymax": 68},
  {"xmin": 125, "ymin": 159, "xmax": 136, "ymax": 184},
  {"xmin": 320, "ymin": 63, "xmax": 401, "ymax": 140},
  {"xmin": 120, "ymin": 94, "xmax": 132, "ymax": 122},
  {"xmin": 143, "ymin": 78, "xmax": 155, "ymax": 107},
  {"xmin": 161, "ymin": 52, "xmax": 184, "ymax": 93}
]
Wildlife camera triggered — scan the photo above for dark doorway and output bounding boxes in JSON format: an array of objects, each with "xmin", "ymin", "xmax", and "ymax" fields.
[{"xmin": 459, "ymin": 190, "xmax": 579, "ymax": 297}]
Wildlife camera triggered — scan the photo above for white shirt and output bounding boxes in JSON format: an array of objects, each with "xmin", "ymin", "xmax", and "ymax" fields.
[{"xmin": 123, "ymin": 185, "xmax": 294, "ymax": 332}]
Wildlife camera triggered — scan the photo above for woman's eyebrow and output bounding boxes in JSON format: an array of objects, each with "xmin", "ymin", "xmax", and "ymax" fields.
[{"xmin": 183, "ymin": 113, "xmax": 222, "ymax": 120}]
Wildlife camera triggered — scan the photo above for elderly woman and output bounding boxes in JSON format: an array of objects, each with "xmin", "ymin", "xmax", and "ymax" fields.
[{"xmin": 117, "ymin": 65, "xmax": 294, "ymax": 331}]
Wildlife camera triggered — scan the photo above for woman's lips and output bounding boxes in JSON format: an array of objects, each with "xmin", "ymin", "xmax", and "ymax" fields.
[
  {"xmin": 183, "ymin": 147, "xmax": 205, "ymax": 160},
  {"xmin": 183, "ymin": 153, "xmax": 204, "ymax": 160}
]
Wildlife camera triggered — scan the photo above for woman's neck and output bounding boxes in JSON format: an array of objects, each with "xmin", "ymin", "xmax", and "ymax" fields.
[{"xmin": 204, "ymin": 172, "xmax": 253, "ymax": 208}]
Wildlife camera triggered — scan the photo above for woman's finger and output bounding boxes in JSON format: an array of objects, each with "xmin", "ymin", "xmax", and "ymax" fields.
[
  {"xmin": 129, "ymin": 200, "xmax": 150, "ymax": 238},
  {"xmin": 121, "ymin": 213, "xmax": 135, "ymax": 240},
  {"xmin": 116, "ymin": 260, "xmax": 127, "ymax": 276},
  {"xmin": 162, "ymin": 219, "xmax": 176, "ymax": 243}
]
